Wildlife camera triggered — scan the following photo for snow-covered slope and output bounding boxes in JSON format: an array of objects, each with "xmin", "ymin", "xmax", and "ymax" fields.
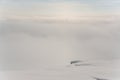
[{"xmin": 0, "ymin": 60, "xmax": 120, "ymax": 80}]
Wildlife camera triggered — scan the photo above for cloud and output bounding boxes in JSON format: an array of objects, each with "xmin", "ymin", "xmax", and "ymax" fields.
[{"xmin": 0, "ymin": 21, "xmax": 120, "ymax": 67}]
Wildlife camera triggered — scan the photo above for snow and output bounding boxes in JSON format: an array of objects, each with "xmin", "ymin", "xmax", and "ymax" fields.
[{"xmin": 0, "ymin": 60, "xmax": 120, "ymax": 80}]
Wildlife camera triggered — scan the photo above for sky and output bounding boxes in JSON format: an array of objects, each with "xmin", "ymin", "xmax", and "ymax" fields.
[
  {"xmin": 0, "ymin": 0, "xmax": 120, "ymax": 21},
  {"xmin": 0, "ymin": 0, "xmax": 120, "ymax": 69}
]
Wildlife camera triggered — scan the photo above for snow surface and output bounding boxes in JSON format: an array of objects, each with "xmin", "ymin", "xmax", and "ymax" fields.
[{"xmin": 0, "ymin": 60, "xmax": 120, "ymax": 80}]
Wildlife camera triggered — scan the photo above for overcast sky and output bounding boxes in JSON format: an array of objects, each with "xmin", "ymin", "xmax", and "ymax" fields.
[
  {"xmin": 0, "ymin": 0, "xmax": 120, "ymax": 69},
  {"xmin": 0, "ymin": 0, "xmax": 120, "ymax": 21}
]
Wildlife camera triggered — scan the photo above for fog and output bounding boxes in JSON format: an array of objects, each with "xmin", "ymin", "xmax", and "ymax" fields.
[{"xmin": 0, "ymin": 20, "xmax": 120, "ymax": 70}]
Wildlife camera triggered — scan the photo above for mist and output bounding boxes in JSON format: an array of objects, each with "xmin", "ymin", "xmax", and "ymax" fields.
[{"xmin": 0, "ymin": 20, "xmax": 120, "ymax": 70}]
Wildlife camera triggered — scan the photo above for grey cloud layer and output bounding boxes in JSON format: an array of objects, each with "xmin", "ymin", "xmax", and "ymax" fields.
[{"xmin": 0, "ymin": 20, "xmax": 120, "ymax": 69}]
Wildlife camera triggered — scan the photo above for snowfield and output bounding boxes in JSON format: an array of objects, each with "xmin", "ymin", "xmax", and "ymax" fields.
[{"xmin": 0, "ymin": 60, "xmax": 120, "ymax": 80}]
